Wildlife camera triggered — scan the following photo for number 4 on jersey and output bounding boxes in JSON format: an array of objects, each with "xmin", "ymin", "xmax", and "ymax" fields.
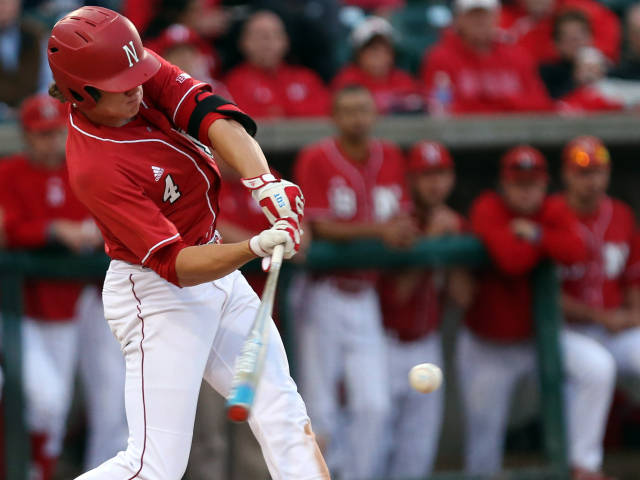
[{"xmin": 163, "ymin": 174, "xmax": 181, "ymax": 204}]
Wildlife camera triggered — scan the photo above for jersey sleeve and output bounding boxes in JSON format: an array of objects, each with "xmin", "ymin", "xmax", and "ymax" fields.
[
  {"xmin": 294, "ymin": 146, "xmax": 332, "ymax": 220},
  {"xmin": 142, "ymin": 50, "xmax": 256, "ymax": 146},
  {"xmin": 71, "ymin": 156, "xmax": 185, "ymax": 269},
  {"xmin": 470, "ymin": 193, "xmax": 542, "ymax": 276},
  {"xmin": 0, "ymin": 163, "xmax": 49, "ymax": 248}
]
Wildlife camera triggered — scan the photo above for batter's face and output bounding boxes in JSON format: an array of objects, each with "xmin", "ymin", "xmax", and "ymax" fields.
[
  {"xmin": 332, "ymin": 90, "xmax": 376, "ymax": 141},
  {"xmin": 564, "ymin": 168, "xmax": 610, "ymax": 205},
  {"xmin": 82, "ymin": 85, "xmax": 143, "ymax": 127},
  {"xmin": 412, "ymin": 170, "xmax": 455, "ymax": 209},
  {"xmin": 501, "ymin": 179, "xmax": 548, "ymax": 215},
  {"xmin": 24, "ymin": 127, "xmax": 67, "ymax": 169}
]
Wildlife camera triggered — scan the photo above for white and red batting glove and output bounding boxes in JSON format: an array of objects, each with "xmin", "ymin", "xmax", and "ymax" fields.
[
  {"xmin": 249, "ymin": 219, "xmax": 300, "ymax": 270},
  {"xmin": 241, "ymin": 173, "xmax": 305, "ymax": 228}
]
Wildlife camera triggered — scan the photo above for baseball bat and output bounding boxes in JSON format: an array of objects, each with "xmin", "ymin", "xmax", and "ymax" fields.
[{"xmin": 225, "ymin": 244, "xmax": 285, "ymax": 422}]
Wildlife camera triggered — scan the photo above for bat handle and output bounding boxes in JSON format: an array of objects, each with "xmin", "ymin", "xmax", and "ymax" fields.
[{"xmin": 270, "ymin": 244, "xmax": 285, "ymax": 270}]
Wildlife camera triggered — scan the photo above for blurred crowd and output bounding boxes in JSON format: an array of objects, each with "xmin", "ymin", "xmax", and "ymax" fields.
[
  {"xmin": 1, "ymin": 0, "xmax": 640, "ymax": 480},
  {"xmin": 6, "ymin": 0, "xmax": 640, "ymax": 119}
]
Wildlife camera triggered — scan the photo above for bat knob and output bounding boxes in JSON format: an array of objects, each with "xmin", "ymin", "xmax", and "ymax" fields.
[{"xmin": 227, "ymin": 405, "xmax": 250, "ymax": 423}]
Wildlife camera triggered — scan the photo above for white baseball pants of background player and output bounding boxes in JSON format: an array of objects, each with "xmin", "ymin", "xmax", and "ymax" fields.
[
  {"xmin": 23, "ymin": 287, "xmax": 127, "ymax": 467},
  {"xmin": 383, "ymin": 332, "xmax": 444, "ymax": 479},
  {"xmin": 457, "ymin": 327, "xmax": 616, "ymax": 474},
  {"xmin": 77, "ymin": 260, "xmax": 328, "ymax": 480},
  {"xmin": 298, "ymin": 279, "xmax": 390, "ymax": 480},
  {"xmin": 571, "ymin": 324, "xmax": 640, "ymax": 381}
]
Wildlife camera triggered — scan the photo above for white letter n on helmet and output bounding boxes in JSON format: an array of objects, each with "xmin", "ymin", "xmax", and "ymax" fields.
[{"xmin": 122, "ymin": 40, "xmax": 139, "ymax": 67}]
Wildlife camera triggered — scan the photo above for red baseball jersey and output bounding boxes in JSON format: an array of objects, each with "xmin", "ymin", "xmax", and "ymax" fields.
[
  {"xmin": 331, "ymin": 64, "xmax": 422, "ymax": 114},
  {"xmin": 557, "ymin": 86, "xmax": 624, "ymax": 114},
  {"xmin": 421, "ymin": 30, "xmax": 552, "ymax": 113},
  {"xmin": 294, "ymin": 137, "xmax": 409, "ymax": 286},
  {"xmin": 0, "ymin": 155, "xmax": 90, "ymax": 320},
  {"xmin": 66, "ymin": 51, "xmax": 249, "ymax": 283},
  {"xmin": 225, "ymin": 62, "xmax": 330, "ymax": 118},
  {"xmin": 500, "ymin": 0, "xmax": 620, "ymax": 64},
  {"xmin": 379, "ymin": 213, "xmax": 465, "ymax": 341},
  {"xmin": 559, "ymin": 195, "xmax": 640, "ymax": 310},
  {"xmin": 466, "ymin": 191, "xmax": 586, "ymax": 342}
]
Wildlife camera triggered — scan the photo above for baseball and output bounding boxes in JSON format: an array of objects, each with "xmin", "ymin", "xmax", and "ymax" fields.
[{"xmin": 408, "ymin": 363, "xmax": 443, "ymax": 394}]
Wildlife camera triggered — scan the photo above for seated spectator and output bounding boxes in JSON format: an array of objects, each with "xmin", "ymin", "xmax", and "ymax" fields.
[
  {"xmin": 557, "ymin": 47, "xmax": 624, "ymax": 113},
  {"xmin": 0, "ymin": 0, "xmax": 52, "ymax": 115},
  {"xmin": 332, "ymin": 16, "xmax": 423, "ymax": 114},
  {"xmin": 540, "ymin": 10, "xmax": 593, "ymax": 99},
  {"xmin": 145, "ymin": 23, "xmax": 223, "ymax": 85},
  {"xmin": 295, "ymin": 85, "xmax": 415, "ymax": 480},
  {"xmin": 610, "ymin": 3, "xmax": 640, "ymax": 80},
  {"xmin": 500, "ymin": 0, "xmax": 620, "ymax": 64},
  {"xmin": 421, "ymin": 0, "xmax": 552, "ymax": 114},
  {"xmin": 458, "ymin": 145, "xmax": 616, "ymax": 480},
  {"xmin": 378, "ymin": 141, "xmax": 472, "ymax": 479},
  {"xmin": 225, "ymin": 10, "xmax": 330, "ymax": 118},
  {"xmin": 0, "ymin": 94, "xmax": 127, "ymax": 479}
]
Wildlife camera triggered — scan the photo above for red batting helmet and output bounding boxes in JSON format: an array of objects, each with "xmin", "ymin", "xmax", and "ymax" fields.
[
  {"xmin": 500, "ymin": 145, "xmax": 548, "ymax": 182},
  {"xmin": 47, "ymin": 6, "xmax": 161, "ymax": 108},
  {"xmin": 407, "ymin": 140, "xmax": 454, "ymax": 172},
  {"xmin": 563, "ymin": 135, "xmax": 610, "ymax": 170}
]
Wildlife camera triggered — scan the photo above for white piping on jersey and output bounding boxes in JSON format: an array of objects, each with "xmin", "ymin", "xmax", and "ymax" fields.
[
  {"xmin": 69, "ymin": 113, "xmax": 217, "ymax": 238},
  {"xmin": 172, "ymin": 82, "xmax": 206, "ymax": 123},
  {"xmin": 141, "ymin": 233, "xmax": 180, "ymax": 264}
]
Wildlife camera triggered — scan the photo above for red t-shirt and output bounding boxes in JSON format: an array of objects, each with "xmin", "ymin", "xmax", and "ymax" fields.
[
  {"xmin": 331, "ymin": 64, "xmax": 422, "ymax": 114},
  {"xmin": 557, "ymin": 86, "xmax": 624, "ymax": 114},
  {"xmin": 420, "ymin": 30, "xmax": 553, "ymax": 113},
  {"xmin": 379, "ymin": 213, "xmax": 465, "ymax": 341},
  {"xmin": 500, "ymin": 0, "xmax": 621, "ymax": 64},
  {"xmin": 225, "ymin": 63, "xmax": 330, "ymax": 119},
  {"xmin": 559, "ymin": 195, "xmax": 639, "ymax": 310},
  {"xmin": 294, "ymin": 137, "xmax": 409, "ymax": 287},
  {"xmin": 465, "ymin": 191, "xmax": 586, "ymax": 342},
  {"xmin": 0, "ymin": 155, "xmax": 90, "ymax": 320},
  {"xmin": 66, "ymin": 51, "xmax": 247, "ymax": 283}
]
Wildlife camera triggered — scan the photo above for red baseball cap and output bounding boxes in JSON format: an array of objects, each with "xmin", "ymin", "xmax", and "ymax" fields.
[
  {"xmin": 563, "ymin": 135, "xmax": 610, "ymax": 171},
  {"xmin": 20, "ymin": 94, "xmax": 67, "ymax": 132},
  {"xmin": 407, "ymin": 141, "xmax": 454, "ymax": 172},
  {"xmin": 146, "ymin": 24, "xmax": 203, "ymax": 56},
  {"xmin": 500, "ymin": 145, "xmax": 548, "ymax": 181}
]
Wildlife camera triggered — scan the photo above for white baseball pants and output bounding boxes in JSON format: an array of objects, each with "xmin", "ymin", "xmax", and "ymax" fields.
[
  {"xmin": 570, "ymin": 324, "xmax": 640, "ymax": 379},
  {"xmin": 23, "ymin": 287, "xmax": 127, "ymax": 464},
  {"xmin": 298, "ymin": 279, "xmax": 390, "ymax": 480},
  {"xmin": 77, "ymin": 261, "xmax": 329, "ymax": 480},
  {"xmin": 383, "ymin": 333, "xmax": 444, "ymax": 479},
  {"xmin": 457, "ymin": 327, "xmax": 615, "ymax": 474}
]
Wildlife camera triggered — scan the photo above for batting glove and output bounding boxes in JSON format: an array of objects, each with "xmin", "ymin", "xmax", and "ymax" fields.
[
  {"xmin": 242, "ymin": 173, "xmax": 305, "ymax": 227},
  {"xmin": 249, "ymin": 219, "xmax": 300, "ymax": 271}
]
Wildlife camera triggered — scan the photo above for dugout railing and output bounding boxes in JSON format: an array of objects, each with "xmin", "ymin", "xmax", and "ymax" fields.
[{"xmin": 0, "ymin": 237, "xmax": 569, "ymax": 480}]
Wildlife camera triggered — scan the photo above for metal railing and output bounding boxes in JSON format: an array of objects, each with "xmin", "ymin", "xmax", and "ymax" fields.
[{"xmin": 0, "ymin": 237, "xmax": 568, "ymax": 479}]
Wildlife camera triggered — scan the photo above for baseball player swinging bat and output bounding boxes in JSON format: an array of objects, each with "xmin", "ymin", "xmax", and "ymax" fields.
[{"xmin": 226, "ymin": 244, "xmax": 285, "ymax": 422}]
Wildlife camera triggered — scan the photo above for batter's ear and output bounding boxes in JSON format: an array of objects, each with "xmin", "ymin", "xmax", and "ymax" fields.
[{"xmin": 188, "ymin": 93, "xmax": 257, "ymax": 139}]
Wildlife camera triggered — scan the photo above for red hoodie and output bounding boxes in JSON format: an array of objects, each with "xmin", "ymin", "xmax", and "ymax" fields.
[
  {"xmin": 225, "ymin": 62, "xmax": 330, "ymax": 119},
  {"xmin": 465, "ymin": 191, "xmax": 586, "ymax": 342},
  {"xmin": 421, "ymin": 30, "xmax": 553, "ymax": 113},
  {"xmin": 500, "ymin": 0, "xmax": 621, "ymax": 64}
]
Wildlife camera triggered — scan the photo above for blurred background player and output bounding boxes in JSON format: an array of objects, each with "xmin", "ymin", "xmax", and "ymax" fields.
[
  {"xmin": 560, "ymin": 135, "xmax": 640, "ymax": 391},
  {"xmin": 377, "ymin": 140, "xmax": 472, "ymax": 479},
  {"xmin": 0, "ymin": 94, "xmax": 127, "ymax": 479},
  {"xmin": 421, "ymin": 0, "xmax": 552, "ymax": 114},
  {"xmin": 332, "ymin": 16, "xmax": 422, "ymax": 114},
  {"xmin": 458, "ymin": 145, "xmax": 616, "ymax": 480},
  {"xmin": 294, "ymin": 84, "xmax": 415, "ymax": 480},
  {"xmin": 224, "ymin": 10, "xmax": 330, "ymax": 118}
]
